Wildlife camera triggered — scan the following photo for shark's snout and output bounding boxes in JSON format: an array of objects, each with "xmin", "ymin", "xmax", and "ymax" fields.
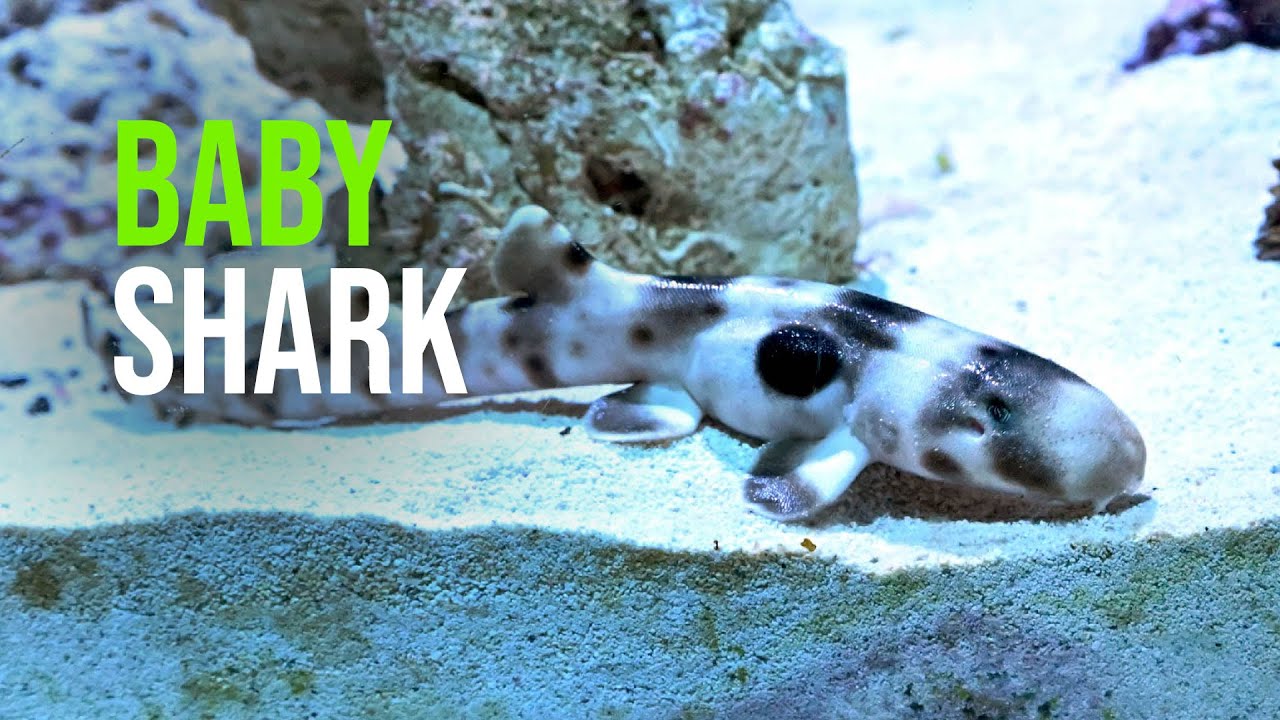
[
  {"xmin": 1079, "ymin": 408, "xmax": 1147, "ymax": 506},
  {"xmin": 1052, "ymin": 384, "xmax": 1147, "ymax": 507}
]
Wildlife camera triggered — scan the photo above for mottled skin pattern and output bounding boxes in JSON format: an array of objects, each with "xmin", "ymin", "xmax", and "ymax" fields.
[
  {"xmin": 83, "ymin": 206, "xmax": 1148, "ymax": 522},
  {"xmin": 1124, "ymin": 0, "xmax": 1280, "ymax": 70}
]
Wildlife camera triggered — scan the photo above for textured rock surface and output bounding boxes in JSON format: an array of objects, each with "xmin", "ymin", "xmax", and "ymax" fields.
[
  {"xmin": 1257, "ymin": 157, "xmax": 1280, "ymax": 261},
  {"xmin": 2, "ymin": 0, "xmax": 861, "ymax": 305},
  {"xmin": 1122, "ymin": 0, "xmax": 1280, "ymax": 70},
  {"xmin": 197, "ymin": 0, "xmax": 386, "ymax": 123},
  {"xmin": 354, "ymin": 0, "xmax": 861, "ymax": 302},
  {"xmin": 0, "ymin": 0, "xmax": 346, "ymax": 286},
  {"xmin": 0, "ymin": 0, "xmax": 127, "ymax": 38}
]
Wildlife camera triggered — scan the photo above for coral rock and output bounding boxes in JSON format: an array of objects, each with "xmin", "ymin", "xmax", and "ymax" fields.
[
  {"xmin": 352, "ymin": 0, "xmax": 861, "ymax": 302},
  {"xmin": 0, "ymin": 0, "xmax": 347, "ymax": 286},
  {"xmin": 1123, "ymin": 0, "xmax": 1280, "ymax": 71},
  {"xmin": 198, "ymin": 0, "xmax": 386, "ymax": 123}
]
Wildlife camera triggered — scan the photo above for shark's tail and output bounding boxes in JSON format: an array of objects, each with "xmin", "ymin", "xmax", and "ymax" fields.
[{"xmin": 82, "ymin": 205, "xmax": 649, "ymax": 428}]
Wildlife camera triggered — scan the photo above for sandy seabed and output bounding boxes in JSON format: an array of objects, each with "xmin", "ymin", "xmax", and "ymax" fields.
[{"xmin": 1, "ymin": 0, "xmax": 1278, "ymax": 717}]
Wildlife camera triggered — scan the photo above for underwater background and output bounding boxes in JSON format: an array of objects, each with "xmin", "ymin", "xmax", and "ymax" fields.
[{"xmin": 1, "ymin": 0, "xmax": 1278, "ymax": 717}]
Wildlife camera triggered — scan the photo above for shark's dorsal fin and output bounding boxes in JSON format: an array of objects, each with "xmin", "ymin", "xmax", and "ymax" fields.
[{"xmin": 491, "ymin": 205, "xmax": 599, "ymax": 303}]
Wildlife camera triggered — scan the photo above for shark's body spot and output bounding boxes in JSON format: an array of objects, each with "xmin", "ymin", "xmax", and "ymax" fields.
[
  {"xmin": 523, "ymin": 354, "xmax": 557, "ymax": 388},
  {"xmin": 503, "ymin": 295, "xmax": 536, "ymax": 312},
  {"xmin": 568, "ymin": 341, "xmax": 586, "ymax": 358},
  {"xmin": 975, "ymin": 341, "xmax": 1087, "ymax": 385},
  {"xmin": 751, "ymin": 439, "xmax": 811, "ymax": 477},
  {"xmin": 990, "ymin": 433, "xmax": 1062, "ymax": 493},
  {"xmin": 922, "ymin": 448, "xmax": 965, "ymax": 482},
  {"xmin": 837, "ymin": 289, "xmax": 928, "ymax": 327},
  {"xmin": 351, "ymin": 287, "xmax": 372, "ymax": 321},
  {"xmin": 102, "ymin": 331, "xmax": 121, "ymax": 357},
  {"xmin": 637, "ymin": 277, "xmax": 730, "ymax": 343},
  {"xmin": 659, "ymin": 275, "xmax": 734, "ymax": 288},
  {"xmin": 565, "ymin": 241, "xmax": 594, "ymax": 273},
  {"xmin": 823, "ymin": 289, "xmax": 925, "ymax": 351},
  {"xmin": 755, "ymin": 324, "xmax": 842, "ymax": 399},
  {"xmin": 701, "ymin": 300, "xmax": 728, "ymax": 319},
  {"xmin": 630, "ymin": 323, "xmax": 655, "ymax": 346}
]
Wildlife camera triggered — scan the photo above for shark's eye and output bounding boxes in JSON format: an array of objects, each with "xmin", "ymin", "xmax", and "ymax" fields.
[{"xmin": 986, "ymin": 398, "xmax": 1012, "ymax": 424}]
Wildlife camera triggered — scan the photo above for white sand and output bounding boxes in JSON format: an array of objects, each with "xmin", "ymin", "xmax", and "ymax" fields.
[
  {"xmin": 3, "ymin": 0, "xmax": 1277, "ymax": 570},
  {"xmin": 2, "ymin": 1, "xmax": 1279, "ymax": 717}
]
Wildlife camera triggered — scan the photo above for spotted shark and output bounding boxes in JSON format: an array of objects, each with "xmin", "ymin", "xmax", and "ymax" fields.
[{"xmin": 84, "ymin": 205, "xmax": 1147, "ymax": 522}]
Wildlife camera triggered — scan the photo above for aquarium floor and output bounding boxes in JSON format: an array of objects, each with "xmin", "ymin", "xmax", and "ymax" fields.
[{"xmin": 2, "ymin": 0, "xmax": 1278, "ymax": 717}]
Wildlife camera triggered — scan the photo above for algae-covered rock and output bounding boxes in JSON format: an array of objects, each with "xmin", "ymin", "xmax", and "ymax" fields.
[
  {"xmin": 2, "ymin": 0, "xmax": 861, "ymax": 307},
  {"xmin": 355, "ymin": 0, "xmax": 861, "ymax": 302},
  {"xmin": 0, "ymin": 0, "xmax": 347, "ymax": 286}
]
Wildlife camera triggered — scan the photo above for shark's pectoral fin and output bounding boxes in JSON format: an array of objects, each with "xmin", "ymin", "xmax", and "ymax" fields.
[
  {"xmin": 584, "ymin": 382, "xmax": 704, "ymax": 443},
  {"xmin": 743, "ymin": 429, "xmax": 871, "ymax": 522}
]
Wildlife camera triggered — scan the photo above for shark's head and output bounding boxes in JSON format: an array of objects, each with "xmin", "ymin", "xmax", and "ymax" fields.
[{"xmin": 912, "ymin": 340, "xmax": 1146, "ymax": 509}]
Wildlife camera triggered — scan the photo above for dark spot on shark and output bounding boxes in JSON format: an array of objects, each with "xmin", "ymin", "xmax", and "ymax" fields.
[
  {"xmin": 630, "ymin": 323, "xmax": 655, "ymax": 346},
  {"xmin": 755, "ymin": 324, "xmax": 842, "ymax": 399},
  {"xmin": 636, "ymin": 276, "xmax": 731, "ymax": 345},
  {"xmin": 823, "ymin": 289, "xmax": 924, "ymax": 351},
  {"xmin": 918, "ymin": 400, "xmax": 977, "ymax": 436},
  {"xmin": 523, "ymin": 354, "xmax": 557, "ymax": 388},
  {"xmin": 989, "ymin": 432, "xmax": 1062, "ymax": 495},
  {"xmin": 750, "ymin": 439, "xmax": 811, "ymax": 477},
  {"xmin": 564, "ymin": 241, "xmax": 593, "ymax": 274},
  {"xmin": 921, "ymin": 448, "xmax": 966, "ymax": 482},
  {"xmin": 975, "ymin": 341, "xmax": 1086, "ymax": 385},
  {"xmin": 568, "ymin": 341, "xmax": 586, "ymax": 358},
  {"xmin": 444, "ymin": 307, "xmax": 466, "ymax": 360},
  {"xmin": 503, "ymin": 295, "xmax": 536, "ymax": 312},
  {"xmin": 658, "ymin": 275, "xmax": 734, "ymax": 288},
  {"xmin": 839, "ymin": 289, "xmax": 928, "ymax": 326},
  {"xmin": 917, "ymin": 360, "xmax": 995, "ymax": 435},
  {"xmin": 171, "ymin": 354, "xmax": 186, "ymax": 384},
  {"xmin": 351, "ymin": 287, "xmax": 372, "ymax": 322}
]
